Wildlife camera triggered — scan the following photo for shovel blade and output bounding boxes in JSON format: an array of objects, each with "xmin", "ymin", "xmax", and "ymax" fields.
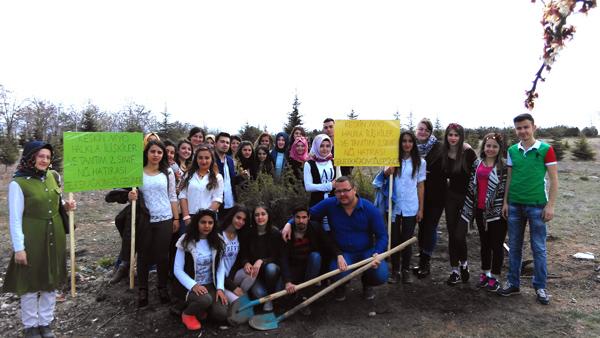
[
  {"xmin": 227, "ymin": 295, "xmax": 255, "ymax": 326},
  {"xmin": 248, "ymin": 313, "xmax": 279, "ymax": 331}
]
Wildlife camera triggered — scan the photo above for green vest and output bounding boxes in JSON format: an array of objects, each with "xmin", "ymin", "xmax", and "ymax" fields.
[
  {"xmin": 2, "ymin": 171, "xmax": 67, "ymax": 295},
  {"xmin": 507, "ymin": 142, "xmax": 550, "ymax": 205}
]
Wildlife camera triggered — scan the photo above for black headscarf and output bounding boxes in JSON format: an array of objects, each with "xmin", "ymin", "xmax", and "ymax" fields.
[{"xmin": 13, "ymin": 141, "xmax": 54, "ymax": 178}]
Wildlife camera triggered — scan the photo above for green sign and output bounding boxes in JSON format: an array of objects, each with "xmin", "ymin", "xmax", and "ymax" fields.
[{"xmin": 63, "ymin": 132, "xmax": 143, "ymax": 192}]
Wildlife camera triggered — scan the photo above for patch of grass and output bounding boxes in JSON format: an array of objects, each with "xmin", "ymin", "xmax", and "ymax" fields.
[
  {"xmin": 97, "ymin": 256, "xmax": 114, "ymax": 269},
  {"xmin": 563, "ymin": 309, "xmax": 600, "ymax": 333}
]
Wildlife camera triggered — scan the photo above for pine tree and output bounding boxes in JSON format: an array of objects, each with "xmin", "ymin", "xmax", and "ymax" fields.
[
  {"xmin": 347, "ymin": 109, "xmax": 359, "ymax": 120},
  {"xmin": 572, "ymin": 136, "xmax": 596, "ymax": 161},
  {"xmin": 393, "ymin": 111, "xmax": 400, "ymax": 120},
  {"xmin": 239, "ymin": 122, "xmax": 262, "ymax": 142},
  {"xmin": 283, "ymin": 94, "xmax": 303, "ymax": 135},
  {"xmin": 0, "ymin": 134, "xmax": 19, "ymax": 171},
  {"xmin": 433, "ymin": 116, "xmax": 443, "ymax": 139},
  {"xmin": 80, "ymin": 103, "xmax": 101, "ymax": 132},
  {"xmin": 406, "ymin": 111, "xmax": 414, "ymax": 131}
]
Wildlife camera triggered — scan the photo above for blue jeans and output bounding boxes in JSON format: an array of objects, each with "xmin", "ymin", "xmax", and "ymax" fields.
[
  {"xmin": 289, "ymin": 252, "xmax": 322, "ymax": 283},
  {"xmin": 251, "ymin": 263, "xmax": 282, "ymax": 299},
  {"xmin": 329, "ymin": 250, "xmax": 389, "ymax": 287},
  {"xmin": 507, "ymin": 203, "xmax": 548, "ymax": 289}
]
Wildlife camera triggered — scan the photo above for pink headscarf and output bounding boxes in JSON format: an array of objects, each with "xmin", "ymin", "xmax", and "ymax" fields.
[
  {"xmin": 310, "ymin": 134, "xmax": 333, "ymax": 162},
  {"xmin": 289, "ymin": 136, "xmax": 310, "ymax": 162}
]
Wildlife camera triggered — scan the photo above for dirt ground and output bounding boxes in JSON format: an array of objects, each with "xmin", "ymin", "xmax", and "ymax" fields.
[{"xmin": 1, "ymin": 138, "xmax": 599, "ymax": 337}]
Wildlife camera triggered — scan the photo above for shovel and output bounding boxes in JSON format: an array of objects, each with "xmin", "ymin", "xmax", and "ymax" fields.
[
  {"xmin": 248, "ymin": 236, "xmax": 417, "ymax": 331},
  {"xmin": 228, "ymin": 254, "xmax": 375, "ymax": 325}
]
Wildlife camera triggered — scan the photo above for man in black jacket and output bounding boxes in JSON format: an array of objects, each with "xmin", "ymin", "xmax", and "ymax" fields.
[{"xmin": 280, "ymin": 206, "xmax": 340, "ymax": 315}]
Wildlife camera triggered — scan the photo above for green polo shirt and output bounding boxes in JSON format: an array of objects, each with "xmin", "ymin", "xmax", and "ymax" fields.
[{"xmin": 507, "ymin": 140, "xmax": 557, "ymax": 205}]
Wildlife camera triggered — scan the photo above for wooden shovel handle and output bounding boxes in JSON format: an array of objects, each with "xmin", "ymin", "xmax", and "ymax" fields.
[
  {"xmin": 280, "ymin": 237, "xmax": 417, "ymax": 321},
  {"xmin": 255, "ymin": 254, "xmax": 375, "ymax": 305}
]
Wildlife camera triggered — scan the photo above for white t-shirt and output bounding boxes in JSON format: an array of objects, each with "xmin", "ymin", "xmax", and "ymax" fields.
[
  {"xmin": 221, "ymin": 231, "xmax": 240, "ymax": 277},
  {"xmin": 194, "ymin": 239, "xmax": 214, "ymax": 285},
  {"xmin": 139, "ymin": 169, "xmax": 177, "ymax": 222},
  {"xmin": 178, "ymin": 171, "xmax": 224, "ymax": 214}
]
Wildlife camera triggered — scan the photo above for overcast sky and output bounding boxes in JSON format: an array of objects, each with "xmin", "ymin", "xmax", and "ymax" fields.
[{"xmin": 1, "ymin": 0, "xmax": 599, "ymax": 133}]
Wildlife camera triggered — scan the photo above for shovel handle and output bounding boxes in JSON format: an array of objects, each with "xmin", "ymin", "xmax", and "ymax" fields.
[
  {"xmin": 280, "ymin": 237, "xmax": 417, "ymax": 321},
  {"xmin": 253, "ymin": 254, "xmax": 375, "ymax": 305}
]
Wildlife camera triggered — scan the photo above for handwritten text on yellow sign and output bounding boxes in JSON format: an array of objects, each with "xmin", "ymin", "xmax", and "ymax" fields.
[{"xmin": 335, "ymin": 120, "xmax": 401, "ymax": 167}]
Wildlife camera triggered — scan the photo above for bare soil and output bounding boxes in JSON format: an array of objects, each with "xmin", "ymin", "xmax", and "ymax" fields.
[{"xmin": 1, "ymin": 138, "xmax": 599, "ymax": 337}]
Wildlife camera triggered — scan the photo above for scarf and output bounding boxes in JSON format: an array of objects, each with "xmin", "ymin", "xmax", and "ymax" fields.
[
  {"xmin": 289, "ymin": 137, "xmax": 309, "ymax": 162},
  {"xmin": 272, "ymin": 132, "xmax": 289, "ymax": 153},
  {"xmin": 309, "ymin": 134, "xmax": 333, "ymax": 163},
  {"xmin": 417, "ymin": 135, "xmax": 438, "ymax": 157},
  {"xmin": 14, "ymin": 141, "xmax": 53, "ymax": 178}
]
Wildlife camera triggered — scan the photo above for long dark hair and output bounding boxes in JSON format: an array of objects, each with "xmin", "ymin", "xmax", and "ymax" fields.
[
  {"xmin": 255, "ymin": 145, "xmax": 274, "ymax": 175},
  {"xmin": 182, "ymin": 209, "xmax": 223, "ymax": 258},
  {"xmin": 397, "ymin": 131, "xmax": 421, "ymax": 178},
  {"xmin": 236, "ymin": 141, "xmax": 255, "ymax": 170},
  {"xmin": 181, "ymin": 145, "xmax": 220, "ymax": 191},
  {"xmin": 175, "ymin": 139, "xmax": 193, "ymax": 170},
  {"xmin": 251, "ymin": 203, "xmax": 272, "ymax": 235},
  {"xmin": 480, "ymin": 132, "xmax": 506, "ymax": 171},
  {"xmin": 442, "ymin": 123, "xmax": 468, "ymax": 174},
  {"xmin": 219, "ymin": 204, "xmax": 250, "ymax": 233},
  {"xmin": 143, "ymin": 140, "xmax": 170, "ymax": 176}
]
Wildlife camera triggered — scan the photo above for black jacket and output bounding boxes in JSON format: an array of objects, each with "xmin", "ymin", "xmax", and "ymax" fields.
[
  {"xmin": 280, "ymin": 221, "xmax": 340, "ymax": 283},
  {"xmin": 105, "ymin": 188, "xmax": 150, "ymax": 251},
  {"xmin": 240, "ymin": 226, "xmax": 283, "ymax": 267}
]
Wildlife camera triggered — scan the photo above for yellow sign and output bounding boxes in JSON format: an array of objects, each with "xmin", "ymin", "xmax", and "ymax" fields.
[{"xmin": 335, "ymin": 120, "xmax": 401, "ymax": 166}]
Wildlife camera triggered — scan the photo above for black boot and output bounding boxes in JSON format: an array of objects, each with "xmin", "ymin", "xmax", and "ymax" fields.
[
  {"xmin": 417, "ymin": 254, "xmax": 431, "ymax": 279},
  {"xmin": 110, "ymin": 263, "xmax": 129, "ymax": 284}
]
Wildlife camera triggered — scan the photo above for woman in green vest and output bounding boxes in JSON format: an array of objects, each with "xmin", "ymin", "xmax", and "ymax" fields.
[{"xmin": 4, "ymin": 141, "xmax": 77, "ymax": 338}]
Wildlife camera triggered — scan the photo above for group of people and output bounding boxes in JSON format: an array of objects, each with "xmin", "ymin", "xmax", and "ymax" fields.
[{"xmin": 4, "ymin": 113, "xmax": 558, "ymax": 337}]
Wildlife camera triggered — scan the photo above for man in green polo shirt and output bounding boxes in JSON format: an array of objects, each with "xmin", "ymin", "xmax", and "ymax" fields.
[{"xmin": 498, "ymin": 113, "xmax": 558, "ymax": 305}]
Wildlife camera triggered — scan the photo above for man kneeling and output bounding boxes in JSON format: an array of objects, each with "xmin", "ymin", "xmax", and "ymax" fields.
[
  {"xmin": 282, "ymin": 176, "xmax": 388, "ymax": 301},
  {"xmin": 280, "ymin": 206, "xmax": 340, "ymax": 315}
]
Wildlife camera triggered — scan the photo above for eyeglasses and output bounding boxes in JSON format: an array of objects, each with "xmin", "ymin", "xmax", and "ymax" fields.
[{"xmin": 334, "ymin": 188, "xmax": 353, "ymax": 195}]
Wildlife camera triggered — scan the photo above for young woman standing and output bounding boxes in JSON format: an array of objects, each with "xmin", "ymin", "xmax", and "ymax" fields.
[
  {"xmin": 128, "ymin": 140, "xmax": 179, "ymax": 306},
  {"xmin": 288, "ymin": 136, "xmax": 310, "ymax": 182},
  {"xmin": 175, "ymin": 139, "xmax": 193, "ymax": 178},
  {"xmin": 442, "ymin": 123, "xmax": 477, "ymax": 285},
  {"xmin": 270, "ymin": 132, "xmax": 289, "ymax": 181},
  {"xmin": 290, "ymin": 125, "xmax": 307, "ymax": 142},
  {"xmin": 254, "ymin": 132, "xmax": 273, "ymax": 150},
  {"xmin": 173, "ymin": 209, "xmax": 227, "ymax": 331},
  {"xmin": 4, "ymin": 141, "xmax": 77, "ymax": 338},
  {"xmin": 179, "ymin": 145, "xmax": 224, "ymax": 223},
  {"xmin": 254, "ymin": 145, "xmax": 274, "ymax": 178},
  {"xmin": 188, "ymin": 127, "xmax": 205, "ymax": 153},
  {"xmin": 460, "ymin": 133, "xmax": 508, "ymax": 291},
  {"xmin": 374, "ymin": 132, "xmax": 426, "ymax": 284},
  {"xmin": 164, "ymin": 140, "xmax": 181, "ymax": 185},
  {"xmin": 304, "ymin": 134, "xmax": 335, "ymax": 207},
  {"xmin": 413, "ymin": 118, "xmax": 444, "ymax": 278},
  {"xmin": 229, "ymin": 135, "xmax": 242, "ymax": 159}
]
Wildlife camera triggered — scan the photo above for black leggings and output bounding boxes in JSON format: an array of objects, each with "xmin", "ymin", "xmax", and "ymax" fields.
[
  {"xmin": 418, "ymin": 205, "xmax": 444, "ymax": 258},
  {"xmin": 445, "ymin": 191, "xmax": 468, "ymax": 267},
  {"xmin": 475, "ymin": 209, "xmax": 507, "ymax": 275},
  {"xmin": 391, "ymin": 215, "xmax": 417, "ymax": 271},
  {"xmin": 137, "ymin": 219, "xmax": 172, "ymax": 290}
]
